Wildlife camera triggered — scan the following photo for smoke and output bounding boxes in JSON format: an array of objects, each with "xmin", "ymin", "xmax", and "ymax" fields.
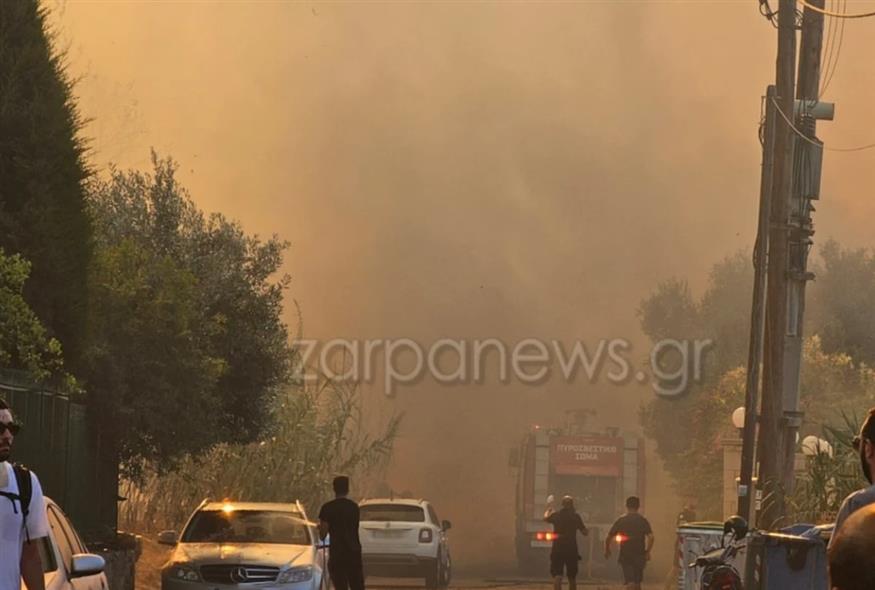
[{"xmin": 50, "ymin": 0, "xmax": 875, "ymax": 574}]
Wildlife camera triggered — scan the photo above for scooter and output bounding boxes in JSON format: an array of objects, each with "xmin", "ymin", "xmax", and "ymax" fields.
[{"xmin": 690, "ymin": 516, "xmax": 748, "ymax": 590}]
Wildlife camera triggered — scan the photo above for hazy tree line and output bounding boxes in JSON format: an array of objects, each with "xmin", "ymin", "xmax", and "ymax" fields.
[
  {"xmin": 0, "ymin": 0, "xmax": 398, "ymax": 503},
  {"xmin": 640, "ymin": 244, "xmax": 875, "ymax": 520}
]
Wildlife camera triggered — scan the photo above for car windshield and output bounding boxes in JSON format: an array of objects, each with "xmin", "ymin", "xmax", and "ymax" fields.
[
  {"xmin": 182, "ymin": 510, "xmax": 312, "ymax": 545},
  {"xmin": 360, "ymin": 504, "xmax": 425, "ymax": 522}
]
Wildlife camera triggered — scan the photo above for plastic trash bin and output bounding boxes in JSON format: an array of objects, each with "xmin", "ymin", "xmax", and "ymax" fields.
[{"xmin": 743, "ymin": 529, "xmax": 829, "ymax": 590}]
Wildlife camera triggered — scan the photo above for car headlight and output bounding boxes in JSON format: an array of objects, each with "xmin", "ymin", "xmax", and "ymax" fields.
[
  {"xmin": 277, "ymin": 566, "xmax": 314, "ymax": 584},
  {"xmin": 165, "ymin": 564, "xmax": 201, "ymax": 583}
]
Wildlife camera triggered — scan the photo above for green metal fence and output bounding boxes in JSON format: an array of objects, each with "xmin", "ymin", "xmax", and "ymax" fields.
[{"xmin": 0, "ymin": 373, "xmax": 117, "ymax": 540}]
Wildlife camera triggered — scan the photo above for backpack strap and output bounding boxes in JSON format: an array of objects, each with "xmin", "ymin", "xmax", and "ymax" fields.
[
  {"xmin": 12, "ymin": 464, "xmax": 31, "ymax": 518},
  {"xmin": 12, "ymin": 464, "xmax": 32, "ymax": 543},
  {"xmin": 0, "ymin": 490, "xmax": 22, "ymax": 509}
]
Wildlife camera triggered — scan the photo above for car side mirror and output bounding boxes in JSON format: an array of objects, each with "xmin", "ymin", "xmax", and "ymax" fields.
[
  {"xmin": 158, "ymin": 530, "xmax": 179, "ymax": 546},
  {"xmin": 441, "ymin": 520, "xmax": 452, "ymax": 531},
  {"xmin": 70, "ymin": 554, "xmax": 105, "ymax": 578}
]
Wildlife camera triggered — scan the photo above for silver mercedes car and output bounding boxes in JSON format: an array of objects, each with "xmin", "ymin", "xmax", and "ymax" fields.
[{"xmin": 159, "ymin": 500, "xmax": 328, "ymax": 590}]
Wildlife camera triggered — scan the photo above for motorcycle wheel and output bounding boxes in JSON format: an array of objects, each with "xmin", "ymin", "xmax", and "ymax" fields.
[{"xmin": 701, "ymin": 565, "xmax": 743, "ymax": 590}]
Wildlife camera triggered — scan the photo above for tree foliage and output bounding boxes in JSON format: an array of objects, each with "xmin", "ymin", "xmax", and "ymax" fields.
[
  {"xmin": 640, "ymin": 246, "xmax": 875, "ymax": 517},
  {"xmin": 638, "ymin": 252, "xmax": 752, "ymax": 383},
  {"xmin": 84, "ymin": 153, "xmax": 292, "ymax": 476},
  {"xmin": 0, "ymin": 248, "xmax": 74, "ymax": 387},
  {"xmin": 638, "ymin": 252, "xmax": 751, "ymax": 509},
  {"xmin": 0, "ymin": 0, "xmax": 92, "ymax": 370},
  {"xmin": 808, "ymin": 240, "xmax": 875, "ymax": 365}
]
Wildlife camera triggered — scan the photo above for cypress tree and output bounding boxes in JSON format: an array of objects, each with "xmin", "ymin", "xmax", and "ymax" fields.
[{"xmin": 0, "ymin": 0, "xmax": 92, "ymax": 370}]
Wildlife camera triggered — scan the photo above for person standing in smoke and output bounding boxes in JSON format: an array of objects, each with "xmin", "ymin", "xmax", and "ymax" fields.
[
  {"xmin": 319, "ymin": 476, "xmax": 365, "ymax": 590},
  {"xmin": 543, "ymin": 495, "xmax": 588, "ymax": 590},
  {"xmin": 604, "ymin": 496, "xmax": 654, "ymax": 590}
]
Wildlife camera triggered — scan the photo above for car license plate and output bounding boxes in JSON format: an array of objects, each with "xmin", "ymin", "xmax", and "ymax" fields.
[{"xmin": 374, "ymin": 529, "xmax": 405, "ymax": 538}]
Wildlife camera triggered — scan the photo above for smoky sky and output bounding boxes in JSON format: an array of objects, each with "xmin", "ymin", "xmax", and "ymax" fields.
[{"xmin": 52, "ymin": 0, "xmax": 875, "ymax": 568}]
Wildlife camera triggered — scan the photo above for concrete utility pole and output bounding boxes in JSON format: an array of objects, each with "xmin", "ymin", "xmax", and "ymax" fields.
[
  {"xmin": 781, "ymin": 0, "xmax": 826, "ymax": 507},
  {"xmin": 738, "ymin": 85, "xmax": 777, "ymax": 523},
  {"xmin": 756, "ymin": 0, "xmax": 830, "ymax": 528},
  {"xmin": 757, "ymin": 0, "xmax": 798, "ymax": 529}
]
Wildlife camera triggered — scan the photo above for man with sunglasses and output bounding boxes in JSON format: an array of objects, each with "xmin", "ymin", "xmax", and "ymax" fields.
[
  {"xmin": 0, "ymin": 398, "xmax": 49, "ymax": 590},
  {"xmin": 830, "ymin": 408, "xmax": 875, "ymax": 549}
]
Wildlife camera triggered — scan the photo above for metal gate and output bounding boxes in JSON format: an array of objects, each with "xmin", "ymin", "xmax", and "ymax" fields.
[{"xmin": 0, "ymin": 372, "xmax": 117, "ymax": 539}]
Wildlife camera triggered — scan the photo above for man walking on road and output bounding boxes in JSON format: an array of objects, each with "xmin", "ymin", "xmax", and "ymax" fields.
[
  {"xmin": 830, "ymin": 408, "xmax": 875, "ymax": 548},
  {"xmin": 604, "ymin": 496, "xmax": 654, "ymax": 590},
  {"xmin": 0, "ymin": 398, "xmax": 49, "ymax": 590},
  {"xmin": 319, "ymin": 475, "xmax": 365, "ymax": 590},
  {"xmin": 544, "ymin": 495, "xmax": 588, "ymax": 590}
]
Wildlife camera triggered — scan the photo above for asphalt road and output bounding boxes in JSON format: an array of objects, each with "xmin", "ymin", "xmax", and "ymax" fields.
[
  {"xmin": 365, "ymin": 578, "xmax": 662, "ymax": 590},
  {"xmin": 137, "ymin": 538, "xmax": 663, "ymax": 590}
]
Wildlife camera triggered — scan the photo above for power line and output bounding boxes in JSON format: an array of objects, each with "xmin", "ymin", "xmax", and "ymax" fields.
[
  {"xmin": 818, "ymin": 0, "xmax": 838, "ymax": 97},
  {"xmin": 797, "ymin": 0, "xmax": 875, "ymax": 18},
  {"xmin": 820, "ymin": 0, "xmax": 847, "ymax": 96},
  {"xmin": 771, "ymin": 97, "xmax": 875, "ymax": 152},
  {"xmin": 760, "ymin": 0, "xmax": 780, "ymax": 26}
]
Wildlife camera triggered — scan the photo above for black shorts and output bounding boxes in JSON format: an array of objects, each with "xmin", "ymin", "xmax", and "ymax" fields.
[
  {"xmin": 620, "ymin": 558, "xmax": 645, "ymax": 585},
  {"xmin": 328, "ymin": 556, "xmax": 365, "ymax": 590},
  {"xmin": 550, "ymin": 552, "xmax": 579, "ymax": 578}
]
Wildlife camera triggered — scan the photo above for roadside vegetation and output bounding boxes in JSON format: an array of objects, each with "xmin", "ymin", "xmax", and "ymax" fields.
[
  {"xmin": 119, "ymin": 379, "xmax": 401, "ymax": 533},
  {"xmin": 640, "ymin": 245, "xmax": 875, "ymax": 521}
]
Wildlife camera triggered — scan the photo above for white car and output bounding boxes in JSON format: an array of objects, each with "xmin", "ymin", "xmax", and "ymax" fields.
[
  {"xmin": 159, "ymin": 500, "xmax": 328, "ymax": 590},
  {"xmin": 21, "ymin": 497, "xmax": 108, "ymax": 590},
  {"xmin": 359, "ymin": 498, "xmax": 451, "ymax": 589}
]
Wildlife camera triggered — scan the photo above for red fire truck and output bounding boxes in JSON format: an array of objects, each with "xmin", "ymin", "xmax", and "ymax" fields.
[{"xmin": 509, "ymin": 411, "xmax": 646, "ymax": 576}]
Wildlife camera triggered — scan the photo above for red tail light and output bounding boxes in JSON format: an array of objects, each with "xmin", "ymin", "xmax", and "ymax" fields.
[
  {"xmin": 535, "ymin": 532, "xmax": 559, "ymax": 541},
  {"xmin": 419, "ymin": 529, "xmax": 433, "ymax": 543},
  {"xmin": 615, "ymin": 533, "xmax": 629, "ymax": 544}
]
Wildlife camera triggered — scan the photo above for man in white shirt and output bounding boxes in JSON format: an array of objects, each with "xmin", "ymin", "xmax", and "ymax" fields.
[{"xmin": 0, "ymin": 398, "xmax": 49, "ymax": 590}]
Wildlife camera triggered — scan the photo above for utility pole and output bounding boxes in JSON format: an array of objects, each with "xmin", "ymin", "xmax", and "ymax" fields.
[
  {"xmin": 781, "ymin": 0, "xmax": 826, "ymax": 500},
  {"xmin": 757, "ymin": 0, "xmax": 798, "ymax": 529},
  {"xmin": 738, "ymin": 85, "xmax": 776, "ymax": 523},
  {"xmin": 756, "ymin": 0, "xmax": 831, "ymax": 528}
]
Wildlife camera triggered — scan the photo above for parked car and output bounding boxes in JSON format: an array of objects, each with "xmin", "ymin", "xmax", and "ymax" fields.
[
  {"xmin": 359, "ymin": 498, "xmax": 451, "ymax": 589},
  {"xmin": 159, "ymin": 500, "xmax": 328, "ymax": 590},
  {"xmin": 20, "ymin": 497, "xmax": 108, "ymax": 590}
]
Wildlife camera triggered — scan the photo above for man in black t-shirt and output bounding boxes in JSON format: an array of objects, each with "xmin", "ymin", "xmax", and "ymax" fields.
[
  {"xmin": 319, "ymin": 476, "xmax": 364, "ymax": 590},
  {"xmin": 604, "ymin": 496, "xmax": 654, "ymax": 590},
  {"xmin": 544, "ymin": 495, "xmax": 588, "ymax": 590}
]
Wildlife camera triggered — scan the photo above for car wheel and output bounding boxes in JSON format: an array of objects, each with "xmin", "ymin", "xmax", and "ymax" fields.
[
  {"xmin": 439, "ymin": 551, "xmax": 451, "ymax": 588},
  {"xmin": 425, "ymin": 558, "xmax": 440, "ymax": 589}
]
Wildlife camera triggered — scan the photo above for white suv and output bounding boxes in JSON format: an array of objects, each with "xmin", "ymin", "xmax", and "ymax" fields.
[{"xmin": 359, "ymin": 498, "xmax": 451, "ymax": 589}]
